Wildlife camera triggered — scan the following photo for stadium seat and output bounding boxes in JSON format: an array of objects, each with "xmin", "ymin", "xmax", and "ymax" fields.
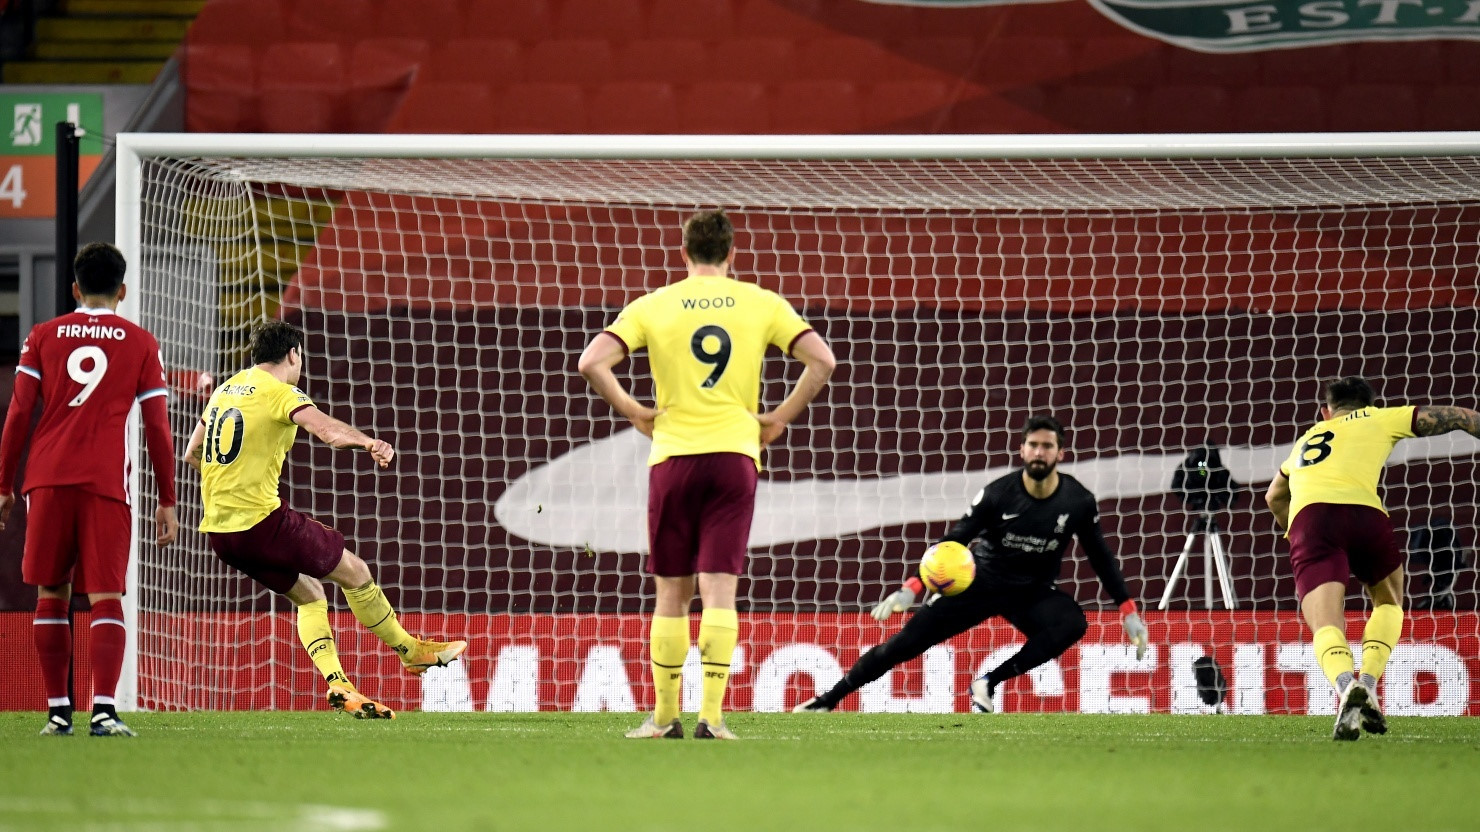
[
  {"xmin": 819, "ymin": 0, "xmax": 918, "ymax": 38},
  {"xmin": 524, "ymin": 39, "xmax": 615, "ymax": 85},
  {"xmin": 945, "ymin": 88, "xmax": 1054, "ymax": 133},
  {"xmin": 259, "ymin": 42, "xmax": 345, "ymax": 133},
  {"xmin": 1329, "ymin": 85, "xmax": 1419, "ymax": 132},
  {"xmin": 1422, "ymin": 86, "xmax": 1480, "ymax": 131},
  {"xmin": 374, "ymin": 0, "xmax": 462, "ymax": 42},
  {"xmin": 1164, "ymin": 48, "xmax": 1261, "ymax": 86},
  {"xmin": 182, "ymin": 43, "xmax": 257, "ymax": 132},
  {"xmin": 677, "ymin": 81, "xmax": 770, "ymax": 133},
  {"xmin": 462, "ymin": 0, "xmax": 554, "ymax": 41},
  {"xmin": 771, "ymin": 80, "xmax": 861, "ymax": 133},
  {"xmin": 1349, "ymin": 41, "xmax": 1444, "ymax": 85},
  {"xmin": 615, "ymin": 38, "xmax": 707, "ymax": 82},
  {"xmin": 1446, "ymin": 44, "xmax": 1480, "ymax": 86},
  {"xmin": 1231, "ymin": 86, "xmax": 1325, "ymax": 132},
  {"xmin": 1260, "ymin": 44, "xmax": 1351, "ymax": 86},
  {"xmin": 864, "ymin": 81, "xmax": 951, "ymax": 132},
  {"xmin": 430, "ymin": 39, "xmax": 524, "ymax": 86},
  {"xmin": 386, "ymin": 82, "xmax": 496, "ymax": 133},
  {"xmin": 974, "ymin": 37, "xmax": 1074, "ymax": 87},
  {"xmin": 795, "ymin": 37, "xmax": 903, "ymax": 83},
  {"xmin": 1143, "ymin": 86, "xmax": 1232, "ymax": 133},
  {"xmin": 496, "ymin": 83, "xmax": 587, "ymax": 133},
  {"xmin": 735, "ymin": 0, "xmax": 825, "ymax": 37},
  {"xmin": 895, "ymin": 37, "xmax": 981, "ymax": 81},
  {"xmin": 589, "ymin": 82, "xmax": 679, "ymax": 133},
  {"xmin": 712, "ymin": 37, "xmax": 796, "ymax": 84},
  {"xmin": 347, "ymin": 39, "xmax": 428, "ymax": 133},
  {"xmin": 1045, "ymin": 85, "xmax": 1143, "ymax": 133},
  {"xmin": 647, "ymin": 0, "xmax": 736, "ymax": 39},
  {"xmin": 285, "ymin": 0, "xmax": 375, "ymax": 43},
  {"xmin": 1073, "ymin": 37, "xmax": 1167, "ymax": 87},
  {"xmin": 186, "ymin": 0, "xmax": 284, "ymax": 46},
  {"xmin": 556, "ymin": 0, "xmax": 646, "ymax": 41}
]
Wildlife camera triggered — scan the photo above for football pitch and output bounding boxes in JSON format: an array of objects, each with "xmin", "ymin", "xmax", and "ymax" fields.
[{"xmin": 2, "ymin": 712, "xmax": 1478, "ymax": 832}]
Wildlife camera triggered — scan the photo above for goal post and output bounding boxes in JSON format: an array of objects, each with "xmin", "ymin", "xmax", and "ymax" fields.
[{"xmin": 115, "ymin": 132, "xmax": 1480, "ymax": 716}]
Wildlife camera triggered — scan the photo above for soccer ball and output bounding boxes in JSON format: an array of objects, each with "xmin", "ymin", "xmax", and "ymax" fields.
[{"xmin": 919, "ymin": 541, "xmax": 975, "ymax": 596}]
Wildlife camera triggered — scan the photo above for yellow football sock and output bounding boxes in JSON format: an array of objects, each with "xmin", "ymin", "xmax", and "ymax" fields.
[
  {"xmin": 296, "ymin": 600, "xmax": 349, "ymax": 686},
  {"xmin": 697, "ymin": 608, "xmax": 739, "ymax": 725},
  {"xmin": 1360, "ymin": 604, "xmax": 1404, "ymax": 684},
  {"xmin": 1313, "ymin": 625, "xmax": 1355, "ymax": 691},
  {"xmin": 343, "ymin": 582, "xmax": 416, "ymax": 657},
  {"xmin": 650, "ymin": 615, "xmax": 689, "ymax": 725}
]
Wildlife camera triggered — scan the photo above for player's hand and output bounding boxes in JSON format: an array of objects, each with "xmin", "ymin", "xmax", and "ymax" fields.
[
  {"xmin": 1123, "ymin": 612, "xmax": 1149, "ymax": 660},
  {"xmin": 0, "ymin": 492, "xmax": 14, "ymax": 530},
  {"xmin": 628, "ymin": 406, "xmax": 664, "ymax": 438},
  {"xmin": 367, "ymin": 439, "xmax": 394, "ymax": 468},
  {"xmin": 869, "ymin": 586, "xmax": 917, "ymax": 621},
  {"xmin": 754, "ymin": 411, "xmax": 787, "ymax": 446},
  {"xmin": 155, "ymin": 505, "xmax": 178, "ymax": 547}
]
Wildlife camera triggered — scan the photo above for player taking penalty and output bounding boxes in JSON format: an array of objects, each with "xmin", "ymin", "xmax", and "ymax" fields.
[
  {"xmin": 186, "ymin": 321, "xmax": 466, "ymax": 719},
  {"xmin": 0, "ymin": 242, "xmax": 178, "ymax": 737},
  {"xmin": 1266, "ymin": 376, "xmax": 1480, "ymax": 740},
  {"xmin": 580, "ymin": 210, "xmax": 835, "ymax": 739}
]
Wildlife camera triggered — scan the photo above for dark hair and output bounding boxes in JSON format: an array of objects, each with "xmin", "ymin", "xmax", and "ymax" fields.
[
  {"xmin": 1022, "ymin": 414, "xmax": 1065, "ymax": 445},
  {"xmin": 73, "ymin": 242, "xmax": 126, "ymax": 297},
  {"xmin": 249, "ymin": 320, "xmax": 303, "ymax": 365},
  {"xmin": 682, "ymin": 210, "xmax": 734, "ymax": 266},
  {"xmin": 1325, "ymin": 376, "xmax": 1376, "ymax": 411}
]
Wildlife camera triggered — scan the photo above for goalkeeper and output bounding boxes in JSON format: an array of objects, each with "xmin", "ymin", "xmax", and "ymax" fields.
[{"xmin": 796, "ymin": 416, "xmax": 1147, "ymax": 713}]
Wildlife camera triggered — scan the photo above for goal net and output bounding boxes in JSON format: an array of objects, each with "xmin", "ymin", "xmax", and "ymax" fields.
[{"xmin": 117, "ymin": 134, "xmax": 1480, "ymax": 716}]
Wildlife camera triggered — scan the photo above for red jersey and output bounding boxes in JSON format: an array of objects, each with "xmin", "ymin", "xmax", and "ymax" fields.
[{"xmin": 0, "ymin": 306, "xmax": 173, "ymax": 505}]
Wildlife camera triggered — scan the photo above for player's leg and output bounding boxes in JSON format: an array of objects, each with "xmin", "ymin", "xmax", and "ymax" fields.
[
  {"xmin": 325, "ymin": 550, "xmax": 467, "ymax": 675},
  {"xmin": 804, "ymin": 583, "xmax": 997, "ymax": 712},
  {"xmin": 22, "ymin": 488, "xmax": 78, "ymax": 735},
  {"xmin": 284, "ymin": 574, "xmax": 395, "ymax": 720},
  {"xmin": 694, "ymin": 573, "xmax": 739, "ymax": 739},
  {"xmin": 75, "ymin": 493, "xmax": 135, "ymax": 737},
  {"xmin": 690, "ymin": 453, "xmax": 755, "ymax": 739},
  {"xmin": 1351, "ymin": 514, "xmax": 1406, "ymax": 735},
  {"xmin": 987, "ymin": 588, "xmax": 1089, "ymax": 710},
  {"xmin": 1289, "ymin": 505, "xmax": 1364, "ymax": 740}
]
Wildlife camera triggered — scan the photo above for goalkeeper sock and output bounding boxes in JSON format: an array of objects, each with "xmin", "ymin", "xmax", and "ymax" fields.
[
  {"xmin": 296, "ymin": 600, "xmax": 349, "ymax": 686},
  {"xmin": 1360, "ymin": 604, "xmax": 1403, "ymax": 686},
  {"xmin": 650, "ymin": 615, "xmax": 689, "ymax": 725},
  {"xmin": 343, "ymin": 581, "xmax": 416, "ymax": 658},
  {"xmin": 697, "ymin": 608, "xmax": 739, "ymax": 725},
  {"xmin": 1313, "ymin": 625, "xmax": 1355, "ymax": 692}
]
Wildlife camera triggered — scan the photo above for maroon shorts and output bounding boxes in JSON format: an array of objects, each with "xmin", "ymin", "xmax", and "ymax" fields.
[
  {"xmin": 22, "ymin": 487, "xmax": 133, "ymax": 593},
  {"xmin": 647, "ymin": 452, "xmax": 758, "ymax": 577},
  {"xmin": 1287, "ymin": 503, "xmax": 1404, "ymax": 599},
  {"xmin": 208, "ymin": 503, "xmax": 345, "ymax": 594}
]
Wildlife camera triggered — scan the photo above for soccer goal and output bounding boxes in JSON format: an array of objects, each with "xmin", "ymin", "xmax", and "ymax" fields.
[{"xmin": 116, "ymin": 133, "xmax": 1480, "ymax": 716}]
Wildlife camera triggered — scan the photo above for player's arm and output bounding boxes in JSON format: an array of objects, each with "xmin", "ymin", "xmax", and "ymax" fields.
[
  {"xmin": 184, "ymin": 420, "xmax": 206, "ymax": 472},
  {"xmin": 756, "ymin": 332, "xmax": 835, "ymax": 446},
  {"xmin": 292, "ymin": 406, "xmax": 394, "ymax": 468},
  {"xmin": 577, "ymin": 332, "xmax": 663, "ymax": 437},
  {"xmin": 139, "ymin": 394, "xmax": 178, "ymax": 546},
  {"xmin": 0, "ymin": 369, "xmax": 40, "ymax": 530},
  {"xmin": 1078, "ymin": 513, "xmax": 1148, "ymax": 659},
  {"xmin": 1414, "ymin": 405, "xmax": 1480, "ymax": 439},
  {"xmin": 1265, "ymin": 469, "xmax": 1292, "ymax": 530}
]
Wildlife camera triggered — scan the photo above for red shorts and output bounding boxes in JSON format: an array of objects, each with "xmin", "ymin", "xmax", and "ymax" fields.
[
  {"xmin": 22, "ymin": 487, "xmax": 133, "ymax": 593},
  {"xmin": 1287, "ymin": 503, "xmax": 1404, "ymax": 599},
  {"xmin": 647, "ymin": 452, "xmax": 757, "ymax": 577},
  {"xmin": 208, "ymin": 503, "xmax": 345, "ymax": 594}
]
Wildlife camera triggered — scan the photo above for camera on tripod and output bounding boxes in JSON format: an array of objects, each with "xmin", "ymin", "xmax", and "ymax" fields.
[
  {"xmin": 1159, "ymin": 442, "xmax": 1241, "ymax": 610},
  {"xmin": 1170, "ymin": 442, "xmax": 1239, "ymax": 512}
]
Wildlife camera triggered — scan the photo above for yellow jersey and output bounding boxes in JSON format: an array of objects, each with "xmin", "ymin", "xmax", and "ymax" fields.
[
  {"xmin": 605, "ymin": 274, "xmax": 812, "ymax": 467},
  {"xmin": 1279, "ymin": 405, "xmax": 1417, "ymax": 526},
  {"xmin": 198, "ymin": 367, "xmax": 315, "ymax": 532}
]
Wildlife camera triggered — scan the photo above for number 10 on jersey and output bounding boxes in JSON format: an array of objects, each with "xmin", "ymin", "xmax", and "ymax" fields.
[{"xmin": 203, "ymin": 406, "xmax": 245, "ymax": 464}]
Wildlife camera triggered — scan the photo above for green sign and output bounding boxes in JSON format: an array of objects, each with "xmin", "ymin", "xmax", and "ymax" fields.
[
  {"xmin": 1, "ymin": 92, "xmax": 104, "ymax": 156},
  {"xmin": 1088, "ymin": 0, "xmax": 1480, "ymax": 52}
]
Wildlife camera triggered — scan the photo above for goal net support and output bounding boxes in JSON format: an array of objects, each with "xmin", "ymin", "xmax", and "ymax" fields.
[{"xmin": 116, "ymin": 133, "xmax": 1480, "ymax": 716}]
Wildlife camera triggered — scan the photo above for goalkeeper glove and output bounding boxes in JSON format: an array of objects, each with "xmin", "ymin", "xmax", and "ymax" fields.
[
  {"xmin": 870, "ymin": 585, "xmax": 917, "ymax": 621},
  {"xmin": 1121, "ymin": 600, "xmax": 1148, "ymax": 660}
]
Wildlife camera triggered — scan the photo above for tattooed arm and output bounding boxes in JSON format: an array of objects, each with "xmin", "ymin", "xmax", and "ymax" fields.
[{"xmin": 1414, "ymin": 406, "xmax": 1480, "ymax": 439}]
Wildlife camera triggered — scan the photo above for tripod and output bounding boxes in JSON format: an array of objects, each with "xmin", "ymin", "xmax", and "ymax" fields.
[{"xmin": 1157, "ymin": 513, "xmax": 1237, "ymax": 610}]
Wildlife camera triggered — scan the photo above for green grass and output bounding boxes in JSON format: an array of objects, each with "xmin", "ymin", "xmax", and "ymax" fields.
[{"xmin": 2, "ymin": 712, "xmax": 1478, "ymax": 831}]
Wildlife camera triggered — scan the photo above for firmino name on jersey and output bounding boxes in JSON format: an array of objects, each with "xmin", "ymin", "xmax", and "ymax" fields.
[{"xmin": 57, "ymin": 323, "xmax": 127, "ymax": 340}]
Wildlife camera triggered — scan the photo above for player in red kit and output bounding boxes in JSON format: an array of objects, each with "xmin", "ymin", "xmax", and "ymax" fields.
[{"xmin": 0, "ymin": 242, "xmax": 178, "ymax": 737}]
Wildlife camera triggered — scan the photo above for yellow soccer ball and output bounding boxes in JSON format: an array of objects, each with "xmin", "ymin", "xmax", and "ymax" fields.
[{"xmin": 919, "ymin": 541, "xmax": 975, "ymax": 596}]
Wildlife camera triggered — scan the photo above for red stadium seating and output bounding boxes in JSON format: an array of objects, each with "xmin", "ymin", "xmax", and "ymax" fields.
[
  {"xmin": 713, "ymin": 37, "xmax": 797, "ymax": 84},
  {"xmin": 496, "ymin": 83, "xmax": 588, "ymax": 133},
  {"xmin": 796, "ymin": 37, "xmax": 904, "ymax": 83},
  {"xmin": 259, "ymin": 42, "xmax": 345, "ymax": 132},
  {"xmin": 347, "ymin": 38, "xmax": 428, "ymax": 133},
  {"xmin": 1144, "ymin": 86, "xmax": 1233, "ymax": 133},
  {"xmin": 556, "ymin": 0, "xmax": 647, "ymax": 41},
  {"xmin": 678, "ymin": 81, "xmax": 770, "ymax": 133},
  {"xmin": 186, "ymin": 0, "xmax": 284, "ymax": 46},
  {"xmin": 589, "ymin": 82, "xmax": 679, "ymax": 133},
  {"xmin": 1423, "ymin": 86, "xmax": 1480, "ymax": 131},
  {"xmin": 735, "ymin": 0, "xmax": 825, "ymax": 38},
  {"xmin": 285, "ymin": 0, "xmax": 374, "ymax": 43},
  {"xmin": 615, "ymin": 38, "xmax": 707, "ymax": 83},
  {"xmin": 462, "ymin": 0, "xmax": 554, "ymax": 41},
  {"xmin": 182, "ymin": 43, "xmax": 257, "ymax": 132},
  {"xmin": 1260, "ymin": 44, "xmax": 1352, "ymax": 86},
  {"xmin": 430, "ymin": 40, "xmax": 524, "ymax": 86},
  {"xmin": 647, "ymin": 0, "xmax": 736, "ymax": 39},
  {"xmin": 895, "ymin": 37, "xmax": 981, "ymax": 81},
  {"xmin": 864, "ymin": 81, "xmax": 951, "ymax": 132},
  {"xmin": 1329, "ymin": 85, "xmax": 1419, "ymax": 132},
  {"xmin": 1045, "ymin": 85, "xmax": 1143, "ymax": 134},
  {"xmin": 1164, "ymin": 47, "xmax": 1261, "ymax": 86},
  {"xmin": 1232, "ymin": 86, "xmax": 1326, "ymax": 133},
  {"xmin": 374, "ymin": 0, "xmax": 461, "ymax": 43},
  {"xmin": 974, "ymin": 37, "xmax": 1074, "ymax": 87},
  {"xmin": 1073, "ymin": 37, "xmax": 1167, "ymax": 87},
  {"xmin": 524, "ymin": 39, "xmax": 615, "ymax": 84},
  {"xmin": 1349, "ymin": 41, "xmax": 1444, "ymax": 85},
  {"xmin": 946, "ymin": 88, "xmax": 1054, "ymax": 133},
  {"xmin": 771, "ymin": 80, "xmax": 861, "ymax": 133},
  {"xmin": 386, "ymin": 82, "xmax": 497, "ymax": 133}
]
